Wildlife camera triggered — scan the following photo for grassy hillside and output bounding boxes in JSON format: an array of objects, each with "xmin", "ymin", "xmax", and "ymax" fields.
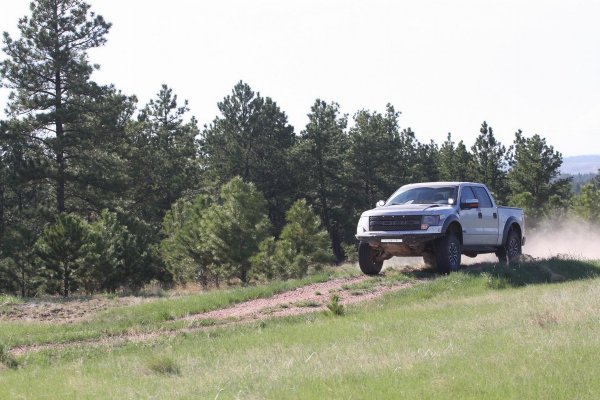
[{"xmin": 1, "ymin": 258, "xmax": 600, "ymax": 399}]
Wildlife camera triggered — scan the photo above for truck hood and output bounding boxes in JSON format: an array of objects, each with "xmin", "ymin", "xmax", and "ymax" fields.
[{"xmin": 361, "ymin": 204, "xmax": 454, "ymax": 217}]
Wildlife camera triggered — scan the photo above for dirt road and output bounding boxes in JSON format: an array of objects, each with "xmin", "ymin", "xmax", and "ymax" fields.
[{"xmin": 7, "ymin": 273, "xmax": 424, "ymax": 356}]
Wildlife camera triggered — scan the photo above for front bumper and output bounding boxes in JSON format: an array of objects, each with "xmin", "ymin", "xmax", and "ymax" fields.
[{"xmin": 356, "ymin": 229, "xmax": 443, "ymax": 246}]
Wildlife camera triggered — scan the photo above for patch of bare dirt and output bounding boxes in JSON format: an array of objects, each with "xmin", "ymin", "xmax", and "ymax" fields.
[{"xmin": 0, "ymin": 296, "xmax": 149, "ymax": 324}]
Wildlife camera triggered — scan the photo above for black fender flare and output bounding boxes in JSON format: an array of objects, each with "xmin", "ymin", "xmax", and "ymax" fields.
[
  {"xmin": 501, "ymin": 217, "xmax": 521, "ymax": 246},
  {"xmin": 441, "ymin": 214, "xmax": 461, "ymax": 235}
]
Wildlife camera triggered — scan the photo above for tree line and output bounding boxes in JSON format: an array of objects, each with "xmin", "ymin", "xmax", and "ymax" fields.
[{"xmin": 1, "ymin": 0, "xmax": 598, "ymax": 296}]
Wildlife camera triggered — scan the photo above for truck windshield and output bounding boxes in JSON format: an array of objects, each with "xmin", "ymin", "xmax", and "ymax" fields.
[{"xmin": 387, "ymin": 186, "xmax": 458, "ymax": 205}]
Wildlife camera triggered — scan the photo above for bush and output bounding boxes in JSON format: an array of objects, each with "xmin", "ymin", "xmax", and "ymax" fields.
[
  {"xmin": 342, "ymin": 243, "xmax": 358, "ymax": 263},
  {"xmin": 0, "ymin": 342, "xmax": 18, "ymax": 369},
  {"xmin": 204, "ymin": 177, "xmax": 271, "ymax": 284},
  {"xmin": 84, "ymin": 210, "xmax": 138, "ymax": 293},
  {"xmin": 35, "ymin": 214, "xmax": 94, "ymax": 297},
  {"xmin": 147, "ymin": 355, "xmax": 180, "ymax": 375},
  {"xmin": 160, "ymin": 197, "xmax": 208, "ymax": 286},
  {"xmin": 252, "ymin": 199, "xmax": 333, "ymax": 280},
  {"xmin": 161, "ymin": 177, "xmax": 271, "ymax": 286},
  {"xmin": 326, "ymin": 294, "xmax": 344, "ymax": 316}
]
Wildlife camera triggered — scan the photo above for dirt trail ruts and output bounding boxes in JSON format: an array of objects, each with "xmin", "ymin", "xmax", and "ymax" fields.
[
  {"xmin": 183, "ymin": 275, "xmax": 413, "ymax": 323},
  {"xmin": 9, "ymin": 275, "xmax": 423, "ymax": 356}
]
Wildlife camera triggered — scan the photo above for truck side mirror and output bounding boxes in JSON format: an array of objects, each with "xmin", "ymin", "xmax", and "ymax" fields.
[
  {"xmin": 376, "ymin": 200, "xmax": 385, "ymax": 207},
  {"xmin": 461, "ymin": 198, "xmax": 479, "ymax": 209}
]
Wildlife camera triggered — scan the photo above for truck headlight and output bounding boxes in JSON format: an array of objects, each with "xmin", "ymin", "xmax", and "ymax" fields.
[
  {"xmin": 421, "ymin": 215, "xmax": 440, "ymax": 230},
  {"xmin": 357, "ymin": 216, "xmax": 369, "ymax": 234}
]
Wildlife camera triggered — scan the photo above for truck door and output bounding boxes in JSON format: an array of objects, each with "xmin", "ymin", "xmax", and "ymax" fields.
[
  {"xmin": 472, "ymin": 186, "xmax": 499, "ymax": 245},
  {"xmin": 459, "ymin": 186, "xmax": 481, "ymax": 246}
]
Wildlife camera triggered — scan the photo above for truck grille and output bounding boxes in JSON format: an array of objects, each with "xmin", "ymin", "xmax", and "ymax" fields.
[{"xmin": 369, "ymin": 215, "xmax": 421, "ymax": 231}]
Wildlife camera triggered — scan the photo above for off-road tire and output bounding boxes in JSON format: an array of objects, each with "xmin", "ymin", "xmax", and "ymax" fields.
[
  {"xmin": 497, "ymin": 228, "xmax": 521, "ymax": 263},
  {"xmin": 435, "ymin": 231, "xmax": 461, "ymax": 274},
  {"xmin": 358, "ymin": 242, "xmax": 383, "ymax": 275}
]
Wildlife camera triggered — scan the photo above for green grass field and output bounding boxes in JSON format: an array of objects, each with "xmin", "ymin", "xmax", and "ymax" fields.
[{"xmin": 1, "ymin": 257, "xmax": 600, "ymax": 399}]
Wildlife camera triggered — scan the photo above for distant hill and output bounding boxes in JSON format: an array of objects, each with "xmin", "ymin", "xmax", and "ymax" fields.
[{"xmin": 560, "ymin": 155, "xmax": 600, "ymax": 175}]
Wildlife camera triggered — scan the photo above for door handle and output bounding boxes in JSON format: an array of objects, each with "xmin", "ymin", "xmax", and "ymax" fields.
[
  {"xmin": 493, "ymin": 213, "xmax": 497, "ymax": 219},
  {"xmin": 478, "ymin": 212, "xmax": 482, "ymax": 219}
]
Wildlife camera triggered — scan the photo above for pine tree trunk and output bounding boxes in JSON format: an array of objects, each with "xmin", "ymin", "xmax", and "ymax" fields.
[
  {"xmin": 329, "ymin": 225, "xmax": 344, "ymax": 263},
  {"xmin": 56, "ymin": 147, "xmax": 65, "ymax": 213},
  {"xmin": 21, "ymin": 266, "xmax": 25, "ymax": 298},
  {"xmin": 63, "ymin": 263, "xmax": 69, "ymax": 298},
  {"xmin": 0, "ymin": 171, "xmax": 4, "ymax": 248},
  {"xmin": 55, "ymin": 75, "xmax": 65, "ymax": 213},
  {"xmin": 314, "ymin": 139, "xmax": 344, "ymax": 263},
  {"xmin": 19, "ymin": 253, "xmax": 25, "ymax": 298},
  {"xmin": 53, "ymin": 5, "xmax": 65, "ymax": 214},
  {"xmin": 240, "ymin": 262, "xmax": 248, "ymax": 285}
]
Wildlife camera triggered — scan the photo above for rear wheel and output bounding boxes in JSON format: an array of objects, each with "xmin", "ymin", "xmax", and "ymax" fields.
[
  {"xmin": 496, "ymin": 228, "xmax": 522, "ymax": 263},
  {"xmin": 435, "ymin": 231, "xmax": 461, "ymax": 274},
  {"xmin": 358, "ymin": 242, "xmax": 383, "ymax": 275},
  {"xmin": 506, "ymin": 229, "xmax": 522, "ymax": 262}
]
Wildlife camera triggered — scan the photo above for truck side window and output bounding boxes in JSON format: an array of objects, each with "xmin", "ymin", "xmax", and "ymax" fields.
[
  {"xmin": 460, "ymin": 186, "xmax": 476, "ymax": 203},
  {"xmin": 473, "ymin": 186, "xmax": 493, "ymax": 208}
]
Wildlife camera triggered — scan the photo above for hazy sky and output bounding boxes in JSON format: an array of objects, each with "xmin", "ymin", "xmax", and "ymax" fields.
[{"xmin": 1, "ymin": 0, "xmax": 599, "ymax": 156}]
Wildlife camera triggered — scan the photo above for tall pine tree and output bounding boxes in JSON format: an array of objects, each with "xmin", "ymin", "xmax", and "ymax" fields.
[
  {"xmin": 437, "ymin": 133, "xmax": 473, "ymax": 182},
  {"xmin": 470, "ymin": 121, "xmax": 510, "ymax": 202},
  {"xmin": 508, "ymin": 131, "xmax": 571, "ymax": 221},
  {"xmin": 294, "ymin": 100, "xmax": 349, "ymax": 261},
  {"xmin": 346, "ymin": 105, "xmax": 401, "ymax": 212},
  {"xmin": 1, "ymin": 0, "xmax": 112, "ymax": 214},
  {"xmin": 127, "ymin": 85, "xmax": 201, "ymax": 230},
  {"xmin": 201, "ymin": 81, "xmax": 296, "ymax": 232},
  {"xmin": 0, "ymin": 119, "xmax": 49, "ymax": 296}
]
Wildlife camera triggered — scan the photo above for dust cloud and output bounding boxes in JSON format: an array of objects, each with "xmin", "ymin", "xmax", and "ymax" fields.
[
  {"xmin": 383, "ymin": 217, "xmax": 600, "ymax": 269},
  {"xmin": 469, "ymin": 217, "xmax": 600, "ymax": 263},
  {"xmin": 521, "ymin": 218, "xmax": 600, "ymax": 260}
]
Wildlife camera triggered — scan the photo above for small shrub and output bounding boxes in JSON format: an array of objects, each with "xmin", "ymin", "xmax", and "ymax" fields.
[
  {"xmin": 482, "ymin": 273, "xmax": 511, "ymax": 289},
  {"xmin": 531, "ymin": 311, "xmax": 559, "ymax": 328},
  {"xmin": 0, "ymin": 342, "xmax": 19, "ymax": 370},
  {"xmin": 342, "ymin": 279, "xmax": 379, "ymax": 293},
  {"xmin": 342, "ymin": 243, "xmax": 358, "ymax": 263},
  {"xmin": 0, "ymin": 295, "xmax": 23, "ymax": 307},
  {"xmin": 326, "ymin": 294, "xmax": 344, "ymax": 316},
  {"xmin": 160, "ymin": 310, "xmax": 178, "ymax": 321},
  {"xmin": 147, "ymin": 355, "xmax": 181, "ymax": 375},
  {"xmin": 188, "ymin": 318, "xmax": 217, "ymax": 328},
  {"xmin": 294, "ymin": 300, "xmax": 320, "ymax": 308},
  {"xmin": 381, "ymin": 268, "xmax": 411, "ymax": 283},
  {"xmin": 138, "ymin": 280, "xmax": 167, "ymax": 297}
]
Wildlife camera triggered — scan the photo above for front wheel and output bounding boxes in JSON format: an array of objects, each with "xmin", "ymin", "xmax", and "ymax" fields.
[
  {"xmin": 435, "ymin": 231, "xmax": 461, "ymax": 274},
  {"xmin": 358, "ymin": 242, "xmax": 383, "ymax": 275}
]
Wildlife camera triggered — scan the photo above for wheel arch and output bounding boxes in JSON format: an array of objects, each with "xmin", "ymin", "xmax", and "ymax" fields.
[
  {"xmin": 442, "ymin": 216, "xmax": 463, "ymax": 245},
  {"xmin": 502, "ymin": 217, "xmax": 522, "ymax": 246}
]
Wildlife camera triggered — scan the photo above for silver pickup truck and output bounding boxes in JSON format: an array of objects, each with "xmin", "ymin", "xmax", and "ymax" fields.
[{"xmin": 355, "ymin": 182, "xmax": 525, "ymax": 274}]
